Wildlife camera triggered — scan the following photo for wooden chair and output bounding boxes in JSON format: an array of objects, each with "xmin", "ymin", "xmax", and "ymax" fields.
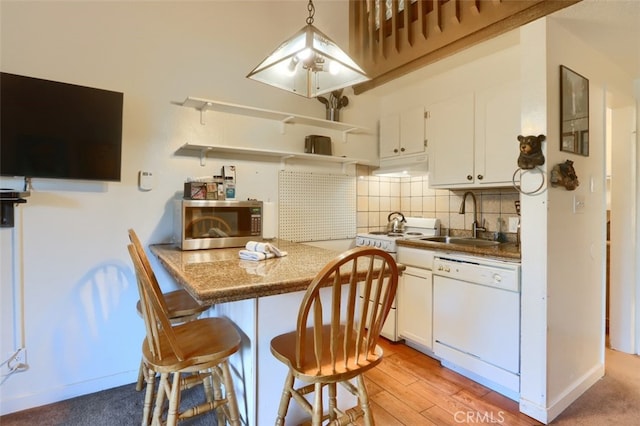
[
  {"xmin": 270, "ymin": 247, "xmax": 399, "ymax": 425},
  {"xmin": 128, "ymin": 243, "xmax": 242, "ymax": 426},
  {"xmin": 128, "ymin": 229, "xmax": 209, "ymax": 392}
]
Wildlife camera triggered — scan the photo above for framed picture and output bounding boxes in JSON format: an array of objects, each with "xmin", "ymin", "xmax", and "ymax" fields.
[
  {"xmin": 562, "ymin": 132, "xmax": 576, "ymax": 152},
  {"xmin": 560, "ymin": 65, "xmax": 589, "ymax": 156}
]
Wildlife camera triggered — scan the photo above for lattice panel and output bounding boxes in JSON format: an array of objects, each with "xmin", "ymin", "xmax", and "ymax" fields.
[{"xmin": 279, "ymin": 171, "xmax": 356, "ymax": 242}]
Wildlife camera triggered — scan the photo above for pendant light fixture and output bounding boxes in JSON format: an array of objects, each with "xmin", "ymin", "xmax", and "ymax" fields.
[{"xmin": 247, "ymin": 0, "xmax": 369, "ymax": 98}]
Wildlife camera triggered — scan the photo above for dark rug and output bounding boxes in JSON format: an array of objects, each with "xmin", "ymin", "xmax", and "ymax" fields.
[{"xmin": 0, "ymin": 381, "xmax": 219, "ymax": 426}]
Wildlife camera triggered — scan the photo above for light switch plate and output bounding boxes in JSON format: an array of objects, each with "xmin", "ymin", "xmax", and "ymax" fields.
[
  {"xmin": 508, "ymin": 217, "xmax": 519, "ymax": 233},
  {"xmin": 573, "ymin": 194, "xmax": 585, "ymax": 213}
]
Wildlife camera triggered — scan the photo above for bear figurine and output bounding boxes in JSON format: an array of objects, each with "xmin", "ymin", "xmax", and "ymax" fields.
[{"xmin": 517, "ymin": 134, "xmax": 546, "ymax": 169}]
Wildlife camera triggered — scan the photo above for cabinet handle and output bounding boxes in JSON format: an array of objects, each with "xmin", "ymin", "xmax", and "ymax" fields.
[
  {"xmin": 467, "ymin": 175, "xmax": 473, "ymax": 181},
  {"xmin": 477, "ymin": 174, "xmax": 484, "ymax": 180},
  {"xmin": 400, "ymin": 147, "xmax": 405, "ymax": 152},
  {"xmin": 394, "ymin": 148, "xmax": 399, "ymax": 153}
]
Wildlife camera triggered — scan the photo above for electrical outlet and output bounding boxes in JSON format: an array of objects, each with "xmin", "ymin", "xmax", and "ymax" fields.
[{"xmin": 508, "ymin": 217, "xmax": 520, "ymax": 233}]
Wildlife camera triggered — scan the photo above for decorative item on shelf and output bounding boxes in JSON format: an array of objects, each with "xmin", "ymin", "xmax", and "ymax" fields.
[
  {"xmin": 246, "ymin": 0, "xmax": 369, "ymax": 98},
  {"xmin": 550, "ymin": 160, "xmax": 580, "ymax": 190},
  {"xmin": 317, "ymin": 89, "xmax": 348, "ymax": 122},
  {"xmin": 304, "ymin": 135, "xmax": 332, "ymax": 155}
]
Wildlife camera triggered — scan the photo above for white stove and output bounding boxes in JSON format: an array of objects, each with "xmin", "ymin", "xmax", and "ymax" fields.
[
  {"xmin": 356, "ymin": 217, "xmax": 440, "ymax": 253},
  {"xmin": 355, "ymin": 216, "xmax": 440, "ymax": 342}
]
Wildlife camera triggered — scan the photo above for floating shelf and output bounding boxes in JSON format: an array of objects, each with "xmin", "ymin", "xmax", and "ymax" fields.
[
  {"xmin": 175, "ymin": 143, "xmax": 371, "ymax": 171},
  {"xmin": 172, "ymin": 97, "xmax": 372, "ymax": 142}
]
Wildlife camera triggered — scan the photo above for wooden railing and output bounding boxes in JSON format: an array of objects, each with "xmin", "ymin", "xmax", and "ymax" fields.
[{"xmin": 349, "ymin": 0, "xmax": 580, "ymax": 94}]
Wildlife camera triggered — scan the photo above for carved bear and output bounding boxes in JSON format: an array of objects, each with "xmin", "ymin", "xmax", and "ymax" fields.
[
  {"xmin": 517, "ymin": 134, "xmax": 546, "ymax": 169},
  {"xmin": 551, "ymin": 160, "xmax": 580, "ymax": 190}
]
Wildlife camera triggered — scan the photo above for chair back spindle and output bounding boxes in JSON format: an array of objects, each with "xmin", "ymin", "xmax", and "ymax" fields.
[{"xmin": 293, "ymin": 247, "xmax": 398, "ymax": 375}]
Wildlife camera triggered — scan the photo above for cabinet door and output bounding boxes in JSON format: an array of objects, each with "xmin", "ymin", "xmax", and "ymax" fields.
[
  {"xmin": 379, "ymin": 106, "xmax": 425, "ymax": 159},
  {"xmin": 397, "ymin": 267, "xmax": 432, "ymax": 349},
  {"xmin": 475, "ymin": 80, "xmax": 521, "ymax": 185},
  {"xmin": 427, "ymin": 93, "xmax": 475, "ymax": 187},
  {"xmin": 400, "ymin": 106, "xmax": 426, "ymax": 156},
  {"xmin": 379, "ymin": 113, "xmax": 401, "ymax": 159}
]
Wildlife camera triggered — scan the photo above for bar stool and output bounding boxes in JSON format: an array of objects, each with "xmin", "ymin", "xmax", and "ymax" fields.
[
  {"xmin": 270, "ymin": 247, "xmax": 399, "ymax": 425},
  {"xmin": 128, "ymin": 243, "xmax": 241, "ymax": 425},
  {"xmin": 128, "ymin": 229, "xmax": 209, "ymax": 391}
]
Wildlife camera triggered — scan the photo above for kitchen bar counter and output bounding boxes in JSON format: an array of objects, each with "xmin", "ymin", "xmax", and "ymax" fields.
[
  {"xmin": 149, "ymin": 240, "xmax": 395, "ymax": 425},
  {"xmin": 397, "ymin": 238, "xmax": 521, "ymax": 261},
  {"xmin": 150, "ymin": 240, "xmax": 344, "ymax": 304}
]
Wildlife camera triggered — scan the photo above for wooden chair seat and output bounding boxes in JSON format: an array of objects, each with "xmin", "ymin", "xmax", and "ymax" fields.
[
  {"xmin": 136, "ymin": 289, "xmax": 206, "ymax": 323},
  {"xmin": 271, "ymin": 325, "xmax": 383, "ymax": 382},
  {"xmin": 128, "ymin": 243, "xmax": 241, "ymax": 426},
  {"xmin": 270, "ymin": 247, "xmax": 398, "ymax": 426},
  {"xmin": 141, "ymin": 316, "xmax": 240, "ymax": 373}
]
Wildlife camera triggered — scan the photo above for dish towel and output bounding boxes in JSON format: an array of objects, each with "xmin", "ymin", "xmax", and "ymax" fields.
[{"xmin": 239, "ymin": 241, "xmax": 288, "ymax": 261}]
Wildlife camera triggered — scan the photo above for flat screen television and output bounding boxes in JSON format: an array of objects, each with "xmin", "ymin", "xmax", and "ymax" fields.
[{"xmin": 1, "ymin": 72, "xmax": 123, "ymax": 182}]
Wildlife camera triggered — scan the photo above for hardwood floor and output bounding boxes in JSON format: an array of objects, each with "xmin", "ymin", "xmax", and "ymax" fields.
[{"xmin": 359, "ymin": 338, "xmax": 542, "ymax": 426}]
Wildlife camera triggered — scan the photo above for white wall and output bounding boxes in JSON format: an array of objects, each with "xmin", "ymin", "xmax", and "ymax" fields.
[
  {"xmin": 519, "ymin": 15, "xmax": 637, "ymax": 423},
  {"xmin": 0, "ymin": 0, "xmax": 378, "ymax": 415}
]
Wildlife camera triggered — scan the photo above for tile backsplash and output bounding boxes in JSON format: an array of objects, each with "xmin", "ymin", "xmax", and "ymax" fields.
[{"xmin": 356, "ymin": 165, "xmax": 520, "ymax": 238}]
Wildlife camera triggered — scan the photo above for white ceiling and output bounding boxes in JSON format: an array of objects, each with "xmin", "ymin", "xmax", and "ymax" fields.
[{"xmin": 550, "ymin": 0, "xmax": 640, "ymax": 79}]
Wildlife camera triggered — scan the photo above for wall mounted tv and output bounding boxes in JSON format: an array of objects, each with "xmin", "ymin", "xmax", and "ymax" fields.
[{"xmin": 1, "ymin": 72, "xmax": 123, "ymax": 182}]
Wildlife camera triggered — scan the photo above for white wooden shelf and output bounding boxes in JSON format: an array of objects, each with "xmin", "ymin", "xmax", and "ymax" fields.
[
  {"xmin": 172, "ymin": 97, "xmax": 372, "ymax": 142},
  {"xmin": 175, "ymin": 143, "xmax": 371, "ymax": 171}
]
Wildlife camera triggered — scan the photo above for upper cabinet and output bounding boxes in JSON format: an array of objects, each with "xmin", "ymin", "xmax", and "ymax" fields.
[
  {"xmin": 427, "ymin": 81, "xmax": 521, "ymax": 188},
  {"xmin": 379, "ymin": 106, "xmax": 426, "ymax": 159}
]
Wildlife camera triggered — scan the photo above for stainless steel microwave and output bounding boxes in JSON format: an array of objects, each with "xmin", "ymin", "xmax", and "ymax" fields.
[{"xmin": 174, "ymin": 199, "xmax": 263, "ymax": 250}]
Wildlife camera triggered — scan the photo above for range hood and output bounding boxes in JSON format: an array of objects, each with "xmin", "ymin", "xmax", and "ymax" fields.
[{"xmin": 372, "ymin": 154, "xmax": 429, "ymax": 178}]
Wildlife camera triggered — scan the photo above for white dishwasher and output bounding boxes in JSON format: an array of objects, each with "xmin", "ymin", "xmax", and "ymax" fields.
[{"xmin": 432, "ymin": 254, "xmax": 521, "ymax": 400}]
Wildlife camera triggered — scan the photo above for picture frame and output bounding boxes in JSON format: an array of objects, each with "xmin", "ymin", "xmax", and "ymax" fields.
[
  {"xmin": 562, "ymin": 132, "xmax": 576, "ymax": 152},
  {"xmin": 560, "ymin": 65, "xmax": 589, "ymax": 156}
]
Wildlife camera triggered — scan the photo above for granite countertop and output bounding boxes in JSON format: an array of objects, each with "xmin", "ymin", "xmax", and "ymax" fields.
[
  {"xmin": 396, "ymin": 238, "xmax": 521, "ymax": 261},
  {"xmin": 150, "ymin": 240, "xmax": 398, "ymax": 305}
]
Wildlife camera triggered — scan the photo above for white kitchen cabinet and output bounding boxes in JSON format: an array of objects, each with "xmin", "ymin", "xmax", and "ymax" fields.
[
  {"xmin": 426, "ymin": 93, "xmax": 475, "ymax": 186},
  {"xmin": 474, "ymin": 80, "xmax": 522, "ymax": 186},
  {"xmin": 397, "ymin": 266, "xmax": 433, "ymax": 349},
  {"xmin": 379, "ymin": 106, "xmax": 426, "ymax": 159},
  {"xmin": 427, "ymin": 81, "xmax": 521, "ymax": 188}
]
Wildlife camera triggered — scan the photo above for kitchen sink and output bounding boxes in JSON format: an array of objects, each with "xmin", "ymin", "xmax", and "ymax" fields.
[{"xmin": 420, "ymin": 236, "xmax": 501, "ymax": 247}]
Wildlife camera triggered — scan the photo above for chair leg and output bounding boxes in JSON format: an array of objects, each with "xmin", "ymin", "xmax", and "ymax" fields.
[
  {"xmin": 312, "ymin": 382, "xmax": 323, "ymax": 426},
  {"xmin": 136, "ymin": 359, "xmax": 146, "ymax": 391},
  {"xmin": 165, "ymin": 372, "xmax": 182, "ymax": 426},
  {"xmin": 220, "ymin": 360, "xmax": 241, "ymax": 426},
  {"xmin": 141, "ymin": 367, "xmax": 156, "ymax": 425},
  {"xmin": 356, "ymin": 375, "xmax": 374, "ymax": 426},
  {"xmin": 275, "ymin": 370, "xmax": 295, "ymax": 426},
  {"xmin": 328, "ymin": 383, "xmax": 337, "ymax": 422},
  {"xmin": 152, "ymin": 373, "xmax": 169, "ymax": 426}
]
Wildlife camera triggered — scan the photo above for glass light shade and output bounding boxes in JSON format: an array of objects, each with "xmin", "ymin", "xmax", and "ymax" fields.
[{"xmin": 247, "ymin": 24, "xmax": 369, "ymax": 98}]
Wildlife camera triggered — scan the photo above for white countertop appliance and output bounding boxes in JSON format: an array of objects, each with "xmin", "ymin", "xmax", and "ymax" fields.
[{"xmin": 355, "ymin": 217, "xmax": 440, "ymax": 341}]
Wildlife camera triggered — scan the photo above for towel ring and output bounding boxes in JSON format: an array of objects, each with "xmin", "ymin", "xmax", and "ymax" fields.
[{"xmin": 512, "ymin": 167, "xmax": 545, "ymax": 195}]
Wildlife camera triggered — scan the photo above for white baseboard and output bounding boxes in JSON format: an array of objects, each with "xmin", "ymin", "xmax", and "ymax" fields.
[{"xmin": 519, "ymin": 362, "xmax": 605, "ymax": 424}]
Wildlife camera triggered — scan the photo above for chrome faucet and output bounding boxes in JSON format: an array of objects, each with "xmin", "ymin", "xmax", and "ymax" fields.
[{"xmin": 459, "ymin": 191, "xmax": 486, "ymax": 238}]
